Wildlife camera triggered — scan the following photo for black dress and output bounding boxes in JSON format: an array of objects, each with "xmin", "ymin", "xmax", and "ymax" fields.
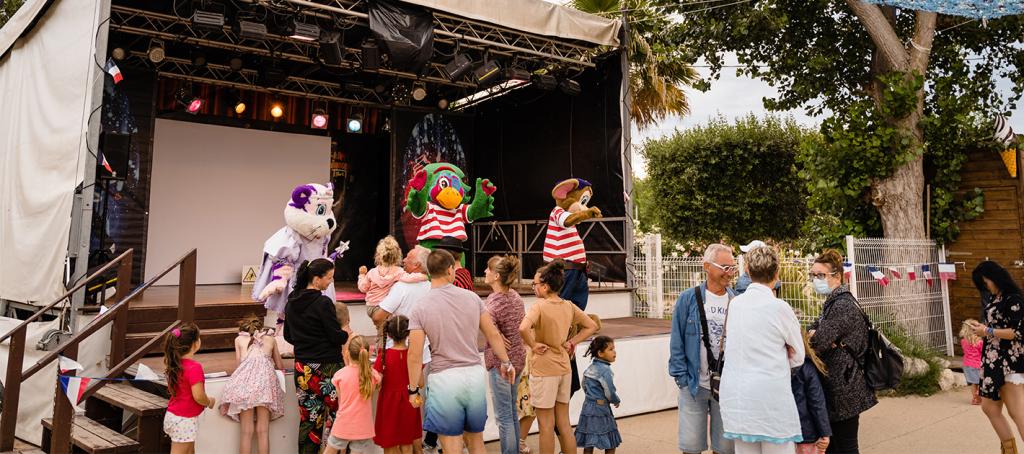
[{"xmin": 980, "ymin": 293, "xmax": 1024, "ymax": 400}]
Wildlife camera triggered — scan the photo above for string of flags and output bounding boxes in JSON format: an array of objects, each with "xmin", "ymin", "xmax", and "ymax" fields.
[{"xmin": 858, "ymin": 263, "xmax": 958, "ymax": 287}]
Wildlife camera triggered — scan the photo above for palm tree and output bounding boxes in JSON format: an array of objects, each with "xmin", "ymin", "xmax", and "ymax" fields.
[{"xmin": 571, "ymin": 0, "xmax": 697, "ymax": 128}]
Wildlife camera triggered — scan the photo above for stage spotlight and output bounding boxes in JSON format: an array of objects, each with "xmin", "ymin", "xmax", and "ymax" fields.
[
  {"xmin": 505, "ymin": 68, "xmax": 531, "ymax": 82},
  {"xmin": 412, "ymin": 82, "xmax": 427, "ymax": 102},
  {"xmin": 361, "ymin": 39, "xmax": 380, "ymax": 71},
  {"xmin": 235, "ymin": 20, "xmax": 268, "ymax": 41},
  {"xmin": 437, "ymin": 98, "xmax": 450, "ymax": 110},
  {"xmin": 559, "ymin": 79, "xmax": 582, "ymax": 96},
  {"xmin": 192, "ymin": 10, "xmax": 225, "ymax": 30},
  {"xmin": 287, "ymin": 20, "xmax": 320, "ymax": 42},
  {"xmin": 228, "ymin": 90, "xmax": 246, "ymax": 114},
  {"xmin": 229, "ymin": 56, "xmax": 244, "ymax": 71},
  {"xmin": 270, "ymin": 102, "xmax": 284, "ymax": 118},
  {"xmin": 531, "ymin": 73, "xmax": 558, "ymax": 91},
  {"xmin": 191, "ymin": 50, "xmax": 207, "ymax": 67},
  {"xmin": 147, "ymin": 39, "xmax": 165, "ymax": 63},
  {"xmin": 176, "ymin": 88, "xmax": 203, "ymax": 115},
  {"xmin": 234, "ymin": 100, "xmax": 246, "ymax": 114},
  {"xmin": 442, "ymin": 54, "xmax": 472, "ymax": 81},
  {"xmin": 311, "ymin": 109, "xmax": 329, "ymax": 129},
  {"xmin": 473, "ymin": 60, "xmax": 501, "ymax": 85},
  {"xmin": 111, "ymin": 47, "xmax": 126, "ymax": 61},
  {"xmin": 347, "ymin": 113, "xmax": 363, "ymax": 133}
]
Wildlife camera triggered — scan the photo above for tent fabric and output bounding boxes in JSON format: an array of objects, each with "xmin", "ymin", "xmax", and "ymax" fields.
[
  {"xmin": 399, "ymin": 0, "xmax": 621, "ymax": 47},
  {"xmin": 0, "ymin": 0, "xmax": 105, "ymax": 303},
  {"xmin": 0, "ymin": 0, "xmax": 49, "ymax": 58}
]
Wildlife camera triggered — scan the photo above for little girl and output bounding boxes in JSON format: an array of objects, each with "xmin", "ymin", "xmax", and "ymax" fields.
[
  {"xmin": 792, "ymin": 330, "xmax": 831, "ymax": 454},
  {"xmin": 358, "ymin": 235, "xmax": 406, "ymax": 315},
  {"xmin": 220, "ymin": 316, "xmax": 286, "ymax": 454},
  {"xmin": 163, "ymin": 322, "xmax": 215, "ymax": 454},
  {"xmin": 373, "ymin": 315, "xmax": 422, "ymax": 453},
  {"xmin": 325, "ymin": 335, "xmax": 381, "ymax": 454},
  {"xmin": 575, "ymin": 336, "xmax": 621, "ymax": 454},
  {"xmin": 961, "ymin": 319, "xmax": 984, "ymax": 405}
]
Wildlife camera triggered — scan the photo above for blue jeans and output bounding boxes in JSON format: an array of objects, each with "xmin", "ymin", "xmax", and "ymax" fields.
[
  {"xmin": 489, "ymin": 367, "xmax": 521, "ymax": 454},
  {"xmin": 678, "ymin": 387, "xmax": 733, "ymax": 454}
]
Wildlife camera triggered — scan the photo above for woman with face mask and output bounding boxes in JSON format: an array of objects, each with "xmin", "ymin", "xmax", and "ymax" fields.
[{"xmin": 806, "ymin": 249, "xmax": 877, "ymax": 454}]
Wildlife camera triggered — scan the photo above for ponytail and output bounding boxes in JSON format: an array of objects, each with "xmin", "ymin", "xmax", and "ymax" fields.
[
  {"xmin": 347, "ymin": 335, "xmax": 375, "ymax": 400},
  {"xmin": 292, "ymin": 258, "xmax": 335, "ymax": 293},
  {"xmin": 238, "ymin": 314, "xmax": 263, "ymax": 347},
  {"xmin": 163, "ymin": 322, "xmax": 201, "ymax": 395}
]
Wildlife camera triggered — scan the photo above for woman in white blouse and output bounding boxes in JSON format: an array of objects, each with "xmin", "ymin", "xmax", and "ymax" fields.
[{"xmin": 719, "ymin": 245, "xmax": 805, "ymax": 454}]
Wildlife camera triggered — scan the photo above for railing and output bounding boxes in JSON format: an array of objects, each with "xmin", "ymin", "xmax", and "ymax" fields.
[{"xmin": 0, "ymin": 248, "xmax": 197, "ymax": 453}]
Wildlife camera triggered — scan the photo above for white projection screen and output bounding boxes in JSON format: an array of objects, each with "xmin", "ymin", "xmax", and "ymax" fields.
[{"xmin": 146, "ymin": 119, "xmax": 330, "ymax": 285}]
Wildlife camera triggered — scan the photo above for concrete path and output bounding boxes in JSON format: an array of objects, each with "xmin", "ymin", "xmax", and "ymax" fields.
[{"xmin": 499, "ymin": 387, "xmax": 1013, "ymax": 453}]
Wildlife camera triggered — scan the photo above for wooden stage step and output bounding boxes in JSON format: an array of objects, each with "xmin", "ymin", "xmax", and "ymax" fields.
[
  {"xmin": 87, "ymin": 383, "xmax": 169, "ymax": 453},
  {"xmin": 127, "ymin": 285, "xmax": 266, "ymax": 354},
  {"xmin": 41, "ymin": 416, "xmax": 140, "ymax": 453},
  {"xmin": 126, "ymin": 327, "xmax": 239, "ymax": 353}
]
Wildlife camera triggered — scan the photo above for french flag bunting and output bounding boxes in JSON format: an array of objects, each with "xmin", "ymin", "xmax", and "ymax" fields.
[
  {"xmin": 922, "ymin": 264, "xmax": 934, "ymax": 285},
  {"xmin": 869, "ymin": 267, "xmax": 890, "ymax": 286},
  {"xmin": 98, "ymin": 151, "xmax": 114, "ymax": 175},
  {"xmin": 888, "ymin": 266, "xmax": 902, "ymax": 280},
  {"xmin": 58, "ymin": 356, "xmax": 84, "ymax": 374},
  {"xmin": 906, "ymin": 266, "xmax": 917, "ymax": 281},
  {"xmin": 105, "ymin": 58, "xmax": 123, "ymax": 84},
  {"xmin": 59, "ymin": 376, "xmax": 91, "ymax": 407},
  {"xmin": 939, "ymin": 263, "xmax": 957, "ymax": 281},
  {"xmin": 843, "ymin": 262, "xmax": 854, "ymax": 281}
]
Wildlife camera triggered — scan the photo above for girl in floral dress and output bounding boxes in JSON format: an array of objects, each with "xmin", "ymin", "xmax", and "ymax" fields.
[{"xmin": 220, "ymin": 316, "xmax": 286, "ymax": 454}]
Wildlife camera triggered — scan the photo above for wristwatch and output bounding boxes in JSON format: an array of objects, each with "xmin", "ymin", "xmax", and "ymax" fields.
[
  {"xmin": 407, "ymin": 385, "xmax": 420, "ymax": 396},
  {"xmin": 988, "ymin": 327, "xmax": 995, "ymax": 337}
]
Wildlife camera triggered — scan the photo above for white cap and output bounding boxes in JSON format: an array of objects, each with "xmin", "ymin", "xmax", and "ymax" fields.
[{"xmin": 739, "ymin": 240, "xmax": 767, "ymax": 253}]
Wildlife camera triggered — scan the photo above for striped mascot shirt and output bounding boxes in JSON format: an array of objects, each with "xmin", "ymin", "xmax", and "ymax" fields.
[
  {"xmin": 543, "ymin": 207, "xmax": 586, "ymax": 264},
  {"xmin": 416, "ymin": 203, "xmax": 470, "ymax": 241}
]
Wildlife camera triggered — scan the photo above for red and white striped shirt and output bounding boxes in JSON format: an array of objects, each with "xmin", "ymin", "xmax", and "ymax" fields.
[
  {"xmin": 415, "ymin": 203, "xmax": 469, "ymax": 241},
  {"xmin": 543, "ymin": 207, "xmax": 586, "ymax": 264}
]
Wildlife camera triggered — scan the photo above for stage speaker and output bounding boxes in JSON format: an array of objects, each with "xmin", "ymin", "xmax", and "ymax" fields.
[{"xmin": 98, "ymin": 133, "xmax": 130, "ymax": 180}]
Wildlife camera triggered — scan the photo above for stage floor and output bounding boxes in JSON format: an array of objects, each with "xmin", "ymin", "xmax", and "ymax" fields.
[{"xmin": 140, "ymin": 316, "xmax": 670, "ymax": 375}]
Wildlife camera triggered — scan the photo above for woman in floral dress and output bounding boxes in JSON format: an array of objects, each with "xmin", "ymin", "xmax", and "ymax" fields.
[{"xmin": 970, "ymin": 261, "xmax": 1024, "ymax": 454}]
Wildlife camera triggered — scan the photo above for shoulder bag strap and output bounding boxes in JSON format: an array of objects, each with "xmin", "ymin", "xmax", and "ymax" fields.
[
  {"xmin": 717, "ymin": 294, "xmax": 733, "ymax": 363},
  {"xmin": 694, "ymin": 286, "xmax": 715, "ymax": 362}
]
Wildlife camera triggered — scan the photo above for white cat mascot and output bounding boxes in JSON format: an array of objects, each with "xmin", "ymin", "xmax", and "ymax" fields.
[{"xmin": 252, "ymin": 183, "xmax": 348, "ymax": 322}]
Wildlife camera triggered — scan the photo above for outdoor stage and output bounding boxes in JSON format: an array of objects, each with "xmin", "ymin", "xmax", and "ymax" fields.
[{"xmin": 138, "ymin": 316, "xmax": 675, "ymax": 449}]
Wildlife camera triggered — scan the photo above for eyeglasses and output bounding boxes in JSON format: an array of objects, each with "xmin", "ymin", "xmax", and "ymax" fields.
[
  {"xmin": 531, "ymin": 281, "xmax": 541, "ymax": 288},
  {"xmin": 707, "ymin": 262, "xmax": 738, "ymax": 273},
  {"xmin": 808, "ymin": 272, "xmax": 837, "ymax": 280}
]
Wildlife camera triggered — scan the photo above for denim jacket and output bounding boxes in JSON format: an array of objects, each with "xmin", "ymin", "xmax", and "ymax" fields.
[
  {"xmin": 582, "ymin": 359, "xmax": 620, "ymax": 405},
  {"xmin": 668, "ymin": 283, "xmax": 735, "ymax": 398}
]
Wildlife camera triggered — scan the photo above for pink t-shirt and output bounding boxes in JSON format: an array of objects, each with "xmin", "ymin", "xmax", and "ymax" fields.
[
  {"xmin": 962, "ymin": 338, "xmax": 983, "ymax": 369},
  {"xmin": 330, "ymin": 365, "xmax": 381, "ymax": 440},
  {"xmin": 167, "ymin": 358, "xmax": 205, "ymax": 417}
]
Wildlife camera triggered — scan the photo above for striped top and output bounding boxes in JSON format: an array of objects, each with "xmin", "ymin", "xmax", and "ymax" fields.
[
  {"xmin": 415, "ymin": 203, "xmax": 469, "ymax": 241},
  {"xmin": 543, "ymin": 207, "xmax": 586, "ymax": 264}
]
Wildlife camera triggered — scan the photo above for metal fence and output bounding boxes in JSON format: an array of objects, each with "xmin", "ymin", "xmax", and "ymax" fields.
[{"xmin": 633, "ymin": 234, "xmax": 953, "ymax": 355}]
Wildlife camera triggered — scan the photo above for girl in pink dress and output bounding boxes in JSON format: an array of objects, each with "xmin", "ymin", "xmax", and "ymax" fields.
[
  {"xmin": 220, "ymin": 316, "xmax": 286, "ymax": 454},
  {"xmin": 961, "ymin": 319, "xmax": 984, "ymax": 405}
]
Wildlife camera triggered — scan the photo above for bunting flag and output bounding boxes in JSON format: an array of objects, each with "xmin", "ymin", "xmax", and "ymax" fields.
[
  {"xmin": 104, "ymin": 58, "xmax": 123, "ymax": 84},
  {"xmin": 888, "ymin": 266, "xmax": 902, "ymax": 280},
  {"xmin": 869, "ymin": 267, "xmax": 890, "ymax": 286},
  {"xmin": 134, "ymin": 363, "xmax": 160, "ymax": 382},
  {"xmin": 939, "ymin": 263, "xmax": 958, "ymax": 281},
  {"xmin": 922, "ymin": 264, "xmax": 934, "ymax": 285},
  {"xmin": 98, "ymin": 151, "xmax": 114, "ymax": 175},
  {"xmin": 59, "ymin": 375, "xmax": 91, "ymax": 407},
  {"xmin": 58, "ymin": 356, "xmax": 84, "ymax": 374},
  {"xmin": 843, "ymin": 262, "xmax": 854, "ymax": 281},
  {"xmin": 906, "ymin": 266, "xmax": 917, "ymax": 281}
]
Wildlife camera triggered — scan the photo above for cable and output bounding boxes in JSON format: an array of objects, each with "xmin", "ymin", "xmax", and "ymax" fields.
[
  {"xmin": 937, "ymin": 18, "xmax": 977, "ymax": 33},
  {"xmin": 627, "ymin": 0, "xmax": 755, "ymax": 25}
]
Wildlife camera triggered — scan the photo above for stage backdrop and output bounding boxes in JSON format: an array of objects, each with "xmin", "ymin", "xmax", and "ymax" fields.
[{"xmin": 146, "ymin": 119, "xmax": 330, "ymax": 285}]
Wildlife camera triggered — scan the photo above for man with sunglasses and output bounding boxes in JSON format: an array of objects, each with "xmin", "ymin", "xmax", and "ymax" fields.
[{"xmin": 669, "ymin": 243, "xmax": 737, "ymax": 454}]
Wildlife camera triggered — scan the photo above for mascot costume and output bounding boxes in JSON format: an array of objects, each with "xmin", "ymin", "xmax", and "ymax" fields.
[
  {"xmin": 252, "ymin": 183, "xmax": 348, "ymax": 321},
  {"xmin": 405, "ymin": 162, "xmax": 496, "ymax": 256}
]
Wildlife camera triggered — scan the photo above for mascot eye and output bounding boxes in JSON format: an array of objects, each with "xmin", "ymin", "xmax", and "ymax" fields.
[
  {"xmin": 439, "ymin": 178, "xmax": 450, "ymax": 189},
  {"xmin": 580, "ymin": 194, "xmax": 591, "ymax": 205},
  {"xmin": 316, "ymin": 205, "xmax": 327, "ymax": 216}
]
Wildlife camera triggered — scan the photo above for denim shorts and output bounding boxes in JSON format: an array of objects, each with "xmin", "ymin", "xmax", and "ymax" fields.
[
  {"xmin": 678, "ymin": 386, "xmax": 734, "ymax": 454},
  {"xmin": 964, "ymin": 366, "xmax": 981, "ymax": 385}
]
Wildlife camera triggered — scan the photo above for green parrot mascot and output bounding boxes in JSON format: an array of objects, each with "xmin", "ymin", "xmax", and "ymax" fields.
[{"xmin": 405, "ymin": 163, "xmax": 496, "ymax": 255}]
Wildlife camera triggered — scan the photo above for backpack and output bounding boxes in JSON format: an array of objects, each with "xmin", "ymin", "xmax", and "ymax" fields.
[{"xmin": 843, "ymin": 306, "xmax": 904, "ymax": 391}]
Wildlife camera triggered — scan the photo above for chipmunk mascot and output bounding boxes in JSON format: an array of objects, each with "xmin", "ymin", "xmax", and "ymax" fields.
[
  {"xmin": 252, "ymin": 183, "xmax": 349, "ymax": 322},
  {"xmin": 405, "ymin": 162, "xmax": 496, "ymax": 257},
  {"xmin": 544, "ymin": 178, "xmax": 602, "ymax": 309}
]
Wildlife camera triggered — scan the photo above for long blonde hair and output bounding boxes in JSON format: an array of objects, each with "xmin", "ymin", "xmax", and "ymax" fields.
[
  {"xmin": 347, "ymin": 335, "xmax": 375, "ymax": 399},
  {"xmin": 374, "ymin": 236, "xmax": 402, "ymax": 268},
  {"xmin": 804, "ymin": 330, "xmax": 827, "ymax": 376},
  {"xmin": 960, "ymin": 319, "xmax": 982, "ymax": 345}
]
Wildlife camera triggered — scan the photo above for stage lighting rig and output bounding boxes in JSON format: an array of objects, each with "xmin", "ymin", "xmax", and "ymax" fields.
[
  {"xmin": 441, "ymin": 54, "xmax": 472, "ymax": 81},
  {"xmin": 147, "ymin": 39, "xmax": 165, "ymax": 63},
  {"xmin": 412, "ymin": 82, "xmax": 428, "ymax": 102},
  {"xmin": 270, "ymin": 102, "xmax": 284, "ymax": 118},
  {"xmin": 559, "ymin": 79, "xmax": 582, "ymax": 96},
  {"xmin": 347, "ymin": 113, "xmax": 363, "ymax": 133},
  {"xmin": 287, "ymin": 20, "xmax": 320, "ymax": 42},
  {"xmin": 531, "ymin": 73, "xmax": 558, "ymax": 91},
  {"xmin": 235, "ymin": 20, "xmax": 268, "ymax": 41},
  {"xmin": 191, "ymin": 10, "xmax": 225, "ymax": 30},
  {"xmin": 311, "ymin": 109, "xmax": 329, "ymax": 129},
  {"xmin": 319, "ymin": 31, "xmax": 344, "ymax": 67},
  {"xmin": 361, "ymin": 39, "xmax": 381, "ymax": 71},
  {"xmin": 229, "ymin": 56, "xmax": 244, "ymax": 71},
  {"xmin": 473, "ymin": 60, "xmax": 501, "ymax": 85},
  {"xmin": 505, "ymin": 68, "xmax": 531, "ymax": 82},
  {"xmin": 176, "ymin": 88, "xmax": 204, "ymax": 115},
  {"xmin": 111, "ymin": 47, "xmax": 126, "ymax": 61}
]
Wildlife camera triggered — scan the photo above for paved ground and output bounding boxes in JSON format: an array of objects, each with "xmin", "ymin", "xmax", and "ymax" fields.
[{"xmin": 495, "ymin": 387, "xmax": 1010, "ymax": 453}]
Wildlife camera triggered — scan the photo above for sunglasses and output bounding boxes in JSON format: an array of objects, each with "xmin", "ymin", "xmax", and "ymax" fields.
[{"xmin": 707, "ymin": 262, "xmax": 738, "ymax": 273}]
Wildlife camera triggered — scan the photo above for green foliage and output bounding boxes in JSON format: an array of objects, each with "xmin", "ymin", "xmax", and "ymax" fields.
[
  {"xmin": 1, "ymin": 0, "xmax": 25, "ymax": 28},
  {"xmin": 877, "ymin": 323, "xmax": 943, "ymax": 397},
  {"xmin": 640, "ymin": 115, "xmax": 811, "ymax": 246}
]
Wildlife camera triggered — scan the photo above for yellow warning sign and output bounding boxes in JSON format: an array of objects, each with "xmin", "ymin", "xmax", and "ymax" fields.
[{"xmin": 242, "ymin": 266, "xmax": 259, "ymax": 285}]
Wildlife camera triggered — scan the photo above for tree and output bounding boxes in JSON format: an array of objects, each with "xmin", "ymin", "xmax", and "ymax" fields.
[
  {"xmin": 674, "ymin": 1, "xmax": 1021, "ymax": 241},
  {"xmin": 640, "ymin": 115, "xmax": 814, "ymax": 247},
  {"xmin": 1, "ymin": 0, "xmax": 25, "ymax": 29},
  {"xmin": 571, "ymin": 0, "xmax": 698, "ymax": 128}
]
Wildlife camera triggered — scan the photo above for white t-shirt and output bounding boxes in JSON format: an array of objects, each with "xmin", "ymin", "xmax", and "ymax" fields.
[
  {"xmin": 699, "ymin": 289, "xmax": 729, "ymax": 389},
  {"xmin": 379, "ymin": 279, "xmax": 432, "ymax": 364}
]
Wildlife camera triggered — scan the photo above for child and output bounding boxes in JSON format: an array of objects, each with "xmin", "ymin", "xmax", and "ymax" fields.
[
  {"xmin": 325, "ymin": 335, "xmax": 381, "ymax": 454},
  {"xmin": 793, "ymin": 330, "xmax": 831, "ymax": 454},
  {"xmin": 219, "ymin": 316, "xmax": 285, "ymax": 454},
  {"xmin": 961, "ymin": 319, "xmax": 984, "ymax": 405},
  {"xmin": 373, "ymin": 316, "xmax": 422, "ymax": 453},
  {"xmin": 358, "ymin": 235, "xmax": 406, "ymax": 313},
  {"xmin": 575, "ymin": 336, "xmax": 621, "ymax": 454},
  {"xmin": 334, "ymin": 302, "xmax": 354, "ymax": 342},
  {"xmin": 162, "ymin": 322, "xmax": 216, "ymax": 454}
]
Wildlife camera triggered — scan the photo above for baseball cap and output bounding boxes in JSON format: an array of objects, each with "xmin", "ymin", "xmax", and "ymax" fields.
[{"xmin": 739, "ymin": 240, "xmax": 767, "ymax": 253}]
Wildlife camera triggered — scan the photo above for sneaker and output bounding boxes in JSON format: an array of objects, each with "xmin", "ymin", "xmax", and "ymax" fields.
[
  {"xmin": 519, "ymin": 439, "xmax": 531, "ymax": 454},
  {"xmin": 423, "ymin": 444, "xmax": 439, "ymax": 454}
]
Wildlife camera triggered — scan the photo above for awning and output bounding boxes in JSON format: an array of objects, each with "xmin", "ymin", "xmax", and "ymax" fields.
[{"xmin": 400, "ymin": 0, "xmax": 621, "ymax": 47}]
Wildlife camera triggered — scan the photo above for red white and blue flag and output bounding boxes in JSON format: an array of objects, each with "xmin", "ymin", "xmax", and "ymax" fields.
[
  {"xmin": 888, "ymin": 266, "xmax": 902, "ymax": 280},
  {"xmin": 906, "ymin": 266, "xmax": 917, "ymax": 281},
  {"xmin": 98, "ymin": 151, "xmax": 114, "ymax": 175},
  {"xmin": 939, "ymin": 263, "xmax": 957, "ymax": 281},
  {"xmin": 869, "ymin": 267, "xmax": 890, "ymax": 286},
  {"xmin": 843, "ymin": 262, "xmax": 854, "ymax": 281},
  {"xmin": 105, "ymin": 58, "xmax": 123, "ymax": 84},
  {"xmin": 922, "ymin": 264, "xmax": 934, "ymax": 285},
  {"xmin": 59, "ymin": 375, "xmax": 91, "ymax": 407}
]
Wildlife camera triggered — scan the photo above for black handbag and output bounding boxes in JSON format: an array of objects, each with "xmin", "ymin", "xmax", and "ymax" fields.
[
  {"xmin": 695, "ymin": 286, "xmax": 730, "ymax": 401},
  {"xmin": 842, "ymin": 304, "xmax": 904, "ymax": 391}
]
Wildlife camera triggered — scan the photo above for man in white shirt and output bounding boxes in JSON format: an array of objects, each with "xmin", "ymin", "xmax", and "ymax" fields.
[{"xmin": 373, "ymin": 245, "xmax": 432, "ymax": 363}]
